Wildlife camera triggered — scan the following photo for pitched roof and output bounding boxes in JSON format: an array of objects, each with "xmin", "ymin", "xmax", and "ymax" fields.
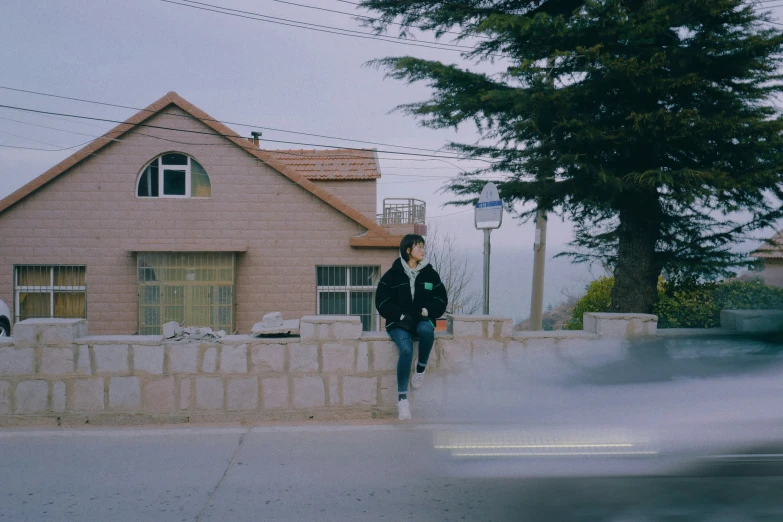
[
  {"xmin": 0, "ymin": 92, "xmax": 390, "ymax": 242},
  {"xmin": 265, "ymin": 149, "xmax": 381, "ymax": 180},
  {"xmin": 752, "ymin": 230, "xmax": 783, "ymax": 258}
]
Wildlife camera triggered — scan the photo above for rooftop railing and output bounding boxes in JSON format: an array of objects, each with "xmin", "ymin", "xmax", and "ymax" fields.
[{"xmin": 376, "ymin": 198, "xmax": 426, "ymax": 226}]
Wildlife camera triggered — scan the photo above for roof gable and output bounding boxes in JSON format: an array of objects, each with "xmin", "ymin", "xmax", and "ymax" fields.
[{"xmin": 0, "ymin": 92, "xmax": 388, "ymax": 239}]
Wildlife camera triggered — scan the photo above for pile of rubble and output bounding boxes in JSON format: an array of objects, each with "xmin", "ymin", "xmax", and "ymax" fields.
[{"xmin": 162, "ymin": 321, "xmax": 226, "ymax": 342}]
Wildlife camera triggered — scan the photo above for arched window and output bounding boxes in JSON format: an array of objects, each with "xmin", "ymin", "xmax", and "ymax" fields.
[{"xmin": 137, "ymin": 153, "xmax": 211, "ymax": 198}]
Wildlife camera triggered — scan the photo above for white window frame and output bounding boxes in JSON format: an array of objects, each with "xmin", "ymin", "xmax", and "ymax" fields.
[
  {"xmin": 136, "ymin": 153, "xmax": 210, "ymax": 199},
  {"xmin": 13, "ymin": 265, "xmax": 87, "ymax": 322},
  {"xmin": 316, "ymin": 266, "xmax": 380, "ymax": 331}
]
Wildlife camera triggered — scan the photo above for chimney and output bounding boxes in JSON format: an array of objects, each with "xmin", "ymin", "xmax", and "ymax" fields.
[{"xmin": 251, "ymin": 131, "xmax": 262, "ymax": 146}]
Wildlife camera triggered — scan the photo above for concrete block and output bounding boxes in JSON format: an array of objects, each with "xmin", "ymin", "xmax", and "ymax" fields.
[
  {"xmin": 450, "ymin": 319, "xmax": 483, "ymax": 337},
  {"xmin": 289, "ymin": 344, "xmax": 318, "ymax": 373},
  {"xmin": 299, "ymin": 321, "xmax": 317, "ymax": 341},
  {"xmin": 72, "ymin": 378, "xmax": 105, "ymax": 411},
  {"xmin": 13, "ymin": 318, "xmax": 88, "ymax": 346},
  {"xmin": 228, "ymin": 377, "xmax": 258, "ymax": 410},
  {"xmin": 262, "ymin": 377, "xmax": 288, "ymax": 409},
  {"xmin": 162, "ymin": 321, "xmax": 181, "ymax": 339},
  {"xmin": 179, "ymin": 378, "xmax": 191, "ymax": 409},
  {"xmin": 0, "ymin": 380, "xmax": 10, "ymax": 414},
  {"xmin": 583, "ymin": 313, "xmax": 657, "ymax": 338},
  {"xmin": 169, "ymin": 343, "xmax": 199, "ymax": 373},
  {"xmin": 331, "ymin": 321, "xmax": 362, "ymax": 340},
  {"xmin": 379, "ymin": 375, "xmax": 398, "ymax": 405},
  {"xmin": 53, "ymin": 381, "xmax": 66, "ymax": 412},
  {"xmin": 15, "ymin": 380, "xmax": 48, "ymax": 413},
  {"xmin": 109, "ymin": 376, "xmax": 141, "ymax": 409},
  {"xmin": 41, "ymin": 347, "xmax": 75, "ymax": 375},
  {"xmin": 93, "ymin": 344, "xmax": 129, "ymax": 373},
  {"xmin": 133, "ymin": 345, "xmax": 164, "ymax": 374},
  {"xmin": 196, "ymin": 377, "xmax": 224, "ymax": 410},
  {"xmin": 343, "ymin": 376, "xmax": 377, "ymax": 406},
  {"xmin": 357, "ymin": 342, "xmax": 369, "ymax": 372},
  {"xmin": 721, "ymin": 310, "xmax": 783, "ymax": 333},
  {"xmin": 143, "ymin": 378, "xmax": 175, "ymax": 412},
  {"xmin": 202, "ymin": 347, "xmax": 218, "ymax": 373},
  {"xmin": 221, "ymin": 344, "xmax": 248, "ymax": 374},
  {"xmin": 328, "ymin": 376, "xmax": 339, "ymax": 406},
  {"xmin": 438, "ymin": 339, "xmax": 472, "ymax": 371},
  {"xmin": 504, "ymin": 340, "xmax": 528, "ymax": 371},
  {"xmin": 372, "ymin": 341, "xmax": 398, "ymax": 371},
  {"xmin": 250, "ymin": 344, "xmax": 285, "ymax": 372},
  {"xmin": 300, "ymin": 316, "xmax": 362, "ymax": 340},
  {"xmin": 293, "ymin": 377, "xmax": 325, "ymax": 408},
  {"xmin": 322, "ymin": 343, "xmax": 355, "ymax": 373},
  {"xmin": 77, "ymin": 345, "xmax": 92, "ymax": 374},
  {"xmin": 472, "ymin": 340, "xmax": 505, "ymax": 371},
  {"xmin": 0, "ymin": 347, "xmax": 34, "ymax": 376}
]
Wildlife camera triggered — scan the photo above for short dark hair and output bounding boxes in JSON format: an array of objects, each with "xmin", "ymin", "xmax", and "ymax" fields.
[{"xmin": 399, "ymin": 234, "xmax": 426, "ymax": 261}]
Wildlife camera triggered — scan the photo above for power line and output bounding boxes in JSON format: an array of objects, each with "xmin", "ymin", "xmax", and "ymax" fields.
[
  {"xmin": 162, "ymin": 0, "xmax": 475, "ymax": 53},
  {"xmin": 0, "ymin": 103, "xmax": 495, "ymax": 163},
  {"xmin": 0, "ymin": 85, "xmax": 490, "ymax": 161},
  {"xmin": 265, "ymin": 0, "xmax": 487, "ymax": 40}
]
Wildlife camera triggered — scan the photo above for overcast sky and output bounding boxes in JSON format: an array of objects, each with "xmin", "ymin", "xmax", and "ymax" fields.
[{"xmin": 1, "ymin": 0, "xmax": 781, "ymax": 311}]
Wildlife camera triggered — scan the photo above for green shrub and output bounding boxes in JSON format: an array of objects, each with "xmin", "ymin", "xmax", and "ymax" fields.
[
  {"xmin": 565, "ymin": 275, "xmax": 783, "ymax": 330},
  {"xmin": 564, "ymin": 276, "xmax": 613, "ymax": 330}
]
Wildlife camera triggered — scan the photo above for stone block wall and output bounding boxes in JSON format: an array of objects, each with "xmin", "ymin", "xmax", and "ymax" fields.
[{"xmin": 0, "ymin": 313, "xmax": 651, "ymax": 426}]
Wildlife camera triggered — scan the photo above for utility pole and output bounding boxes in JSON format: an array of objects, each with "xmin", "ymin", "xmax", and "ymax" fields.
[
  {"xmin": 529, "ymin": 57, "xmax": 555, "ymax": 331},
  {"xmin": 529, "ymin": 211, "xmax": 547, "ymax": 329}
]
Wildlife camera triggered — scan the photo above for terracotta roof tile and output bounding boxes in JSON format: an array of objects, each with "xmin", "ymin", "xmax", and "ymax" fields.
[{"xmin": 264, "ymin": 149, "xmax": 381, "ymax": 180}]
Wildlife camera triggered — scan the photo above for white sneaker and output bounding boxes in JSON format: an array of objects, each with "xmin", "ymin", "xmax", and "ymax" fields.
[
  {"xmin": 397, "ymin": 399, "xmax": 411, "ymax": 420},
  {"xmin": 411, "ymin": 370, "xmax": 425, "ymax": 390}
]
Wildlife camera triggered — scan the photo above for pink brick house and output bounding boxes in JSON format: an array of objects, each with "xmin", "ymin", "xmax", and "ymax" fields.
[{"xmin": 0, "ymin": 92, "xmax": 425, "ymax": 335}]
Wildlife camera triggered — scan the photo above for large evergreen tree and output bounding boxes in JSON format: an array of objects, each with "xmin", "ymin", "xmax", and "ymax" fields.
[{"xmin": 361, "ymin": 0, "xmax": 783, "ymax": 313}]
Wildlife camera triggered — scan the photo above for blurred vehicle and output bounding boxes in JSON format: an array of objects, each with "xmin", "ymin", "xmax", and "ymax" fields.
[{"xmin": 0, "ymin": 299, "xmax": 11, "ymax": 336}]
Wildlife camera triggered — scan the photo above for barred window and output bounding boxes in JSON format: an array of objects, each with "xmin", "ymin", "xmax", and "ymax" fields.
[
  {"xmin": 137, "ymin": 153, "xmax": 211, "ymax": 198},
  {"xmin": 14, "ymin": 265, "xmax": 86, "ymax": 322},
  {"xmin": 137, "ymin": 252, "xmax": 234, "ymax": 335},
  {"xmin": 316, "ymin": 266, "xmax": 380, "ymax": 331}
]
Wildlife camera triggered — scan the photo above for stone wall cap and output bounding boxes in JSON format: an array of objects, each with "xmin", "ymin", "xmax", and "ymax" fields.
[
  {"xmin": 721, "ymin": 309, "xmax": 783, "ymax": 317},
  {"xmin": 512, "ymin": 330, "xmax": 599, "ymax": 340},
  {"xmin": 0, "ymin": 337, "xmax": 14, "ymax": 346},
  {"xmin": 655, "ymin": 327, "xmax": 744, "ymax": 337},
  {"xmin": 300, "ymin": 315, "xmax": 362, "ymax": 324},
  {"xmin": 223, "ymin": 335, "xmax": 301, "ymax": 344},
  {"xmin": 359, "ymin": 332, "xmax": 390, "ymax": 341},
  {"xmin": 447, "ymin": 314, "xmax": 512, "ymax": 322},
  {"xmin": 584, "ymin": 313, "xmax": 658, "ymax": 321},
  {"xmin": 17, "ymin": 318, "xmax": 86, "ymax": 325},
  {"xmin": 76, "ymin": 335, "xmax": 163, "ymax": 345}
]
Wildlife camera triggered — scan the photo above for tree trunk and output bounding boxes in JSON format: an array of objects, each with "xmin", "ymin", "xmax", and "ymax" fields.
[{"xmin": 610, "ymin": 197, "xmax": 662, "ymax": 313}]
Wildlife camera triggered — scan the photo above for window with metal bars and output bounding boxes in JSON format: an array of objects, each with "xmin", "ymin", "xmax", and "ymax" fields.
[
  {"xmin": 316, "ymin": 266, "xmax": 380, "ymax": 331},
  {"xmin": 137, "ymin": 252, "xmax": 235, "ymax": 335},
  {"xmin": 13, "ymin": 265, "xmax": 87, "ymax": 322}
]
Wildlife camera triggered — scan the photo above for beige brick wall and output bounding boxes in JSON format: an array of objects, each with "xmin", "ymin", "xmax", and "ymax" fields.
[
  {"xmin": 760, "ymin": 259, "xmax": 783, "ymax": 288},
  {"xmin": 311, "ymin": 180, "xmax": 377, "ymax": 222},
  {"xmin": 0, "ymin": 107, "xmax": 395, "ymax": 334}
]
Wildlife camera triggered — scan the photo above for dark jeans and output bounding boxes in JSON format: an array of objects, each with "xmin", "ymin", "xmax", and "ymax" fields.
[{"xmin": 388, "ymin": 320, "xmax": 435, "ymax": 394}]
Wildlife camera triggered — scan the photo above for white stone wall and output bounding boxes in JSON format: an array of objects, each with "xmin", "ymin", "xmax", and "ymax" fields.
[{"xmin": 0, "ymin": 314, "xmax": 657, "ymax": 426}]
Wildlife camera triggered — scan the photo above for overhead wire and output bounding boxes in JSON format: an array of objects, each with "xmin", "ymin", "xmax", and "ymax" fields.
[
  {"xmin": 161, "ymin": 0, "xmax": 480, "ymax": 53},
  {"xmin": 0, "ymin": 85, "xmax": 493, "ymax": 161},
  {"xmin": 0, "ymin": 102, "xmax": 497, "ymax": 163}
]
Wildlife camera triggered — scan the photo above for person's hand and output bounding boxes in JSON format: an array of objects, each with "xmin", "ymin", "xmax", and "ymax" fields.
[
  {"xmin": 399, "ymin": 314, "xmax": 416, "ymax": 331},
  {"xmin": 421, "ymin": 308, "xmax": 429, "ymax": 317}
]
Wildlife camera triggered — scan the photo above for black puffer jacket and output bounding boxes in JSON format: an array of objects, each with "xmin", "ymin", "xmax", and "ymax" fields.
[{"xmin": 375, "ymin": 258, "xmax": 448, "ymax": 332}]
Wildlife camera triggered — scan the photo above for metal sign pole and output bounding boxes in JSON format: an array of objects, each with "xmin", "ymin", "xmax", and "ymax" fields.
[
  {"xmin": 483, "ymin": 229, "xmax": 491, "ymax": 314},
  {"xmin": 475, "ymin": 182, "xmax": 503, "ymax": 317}
]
